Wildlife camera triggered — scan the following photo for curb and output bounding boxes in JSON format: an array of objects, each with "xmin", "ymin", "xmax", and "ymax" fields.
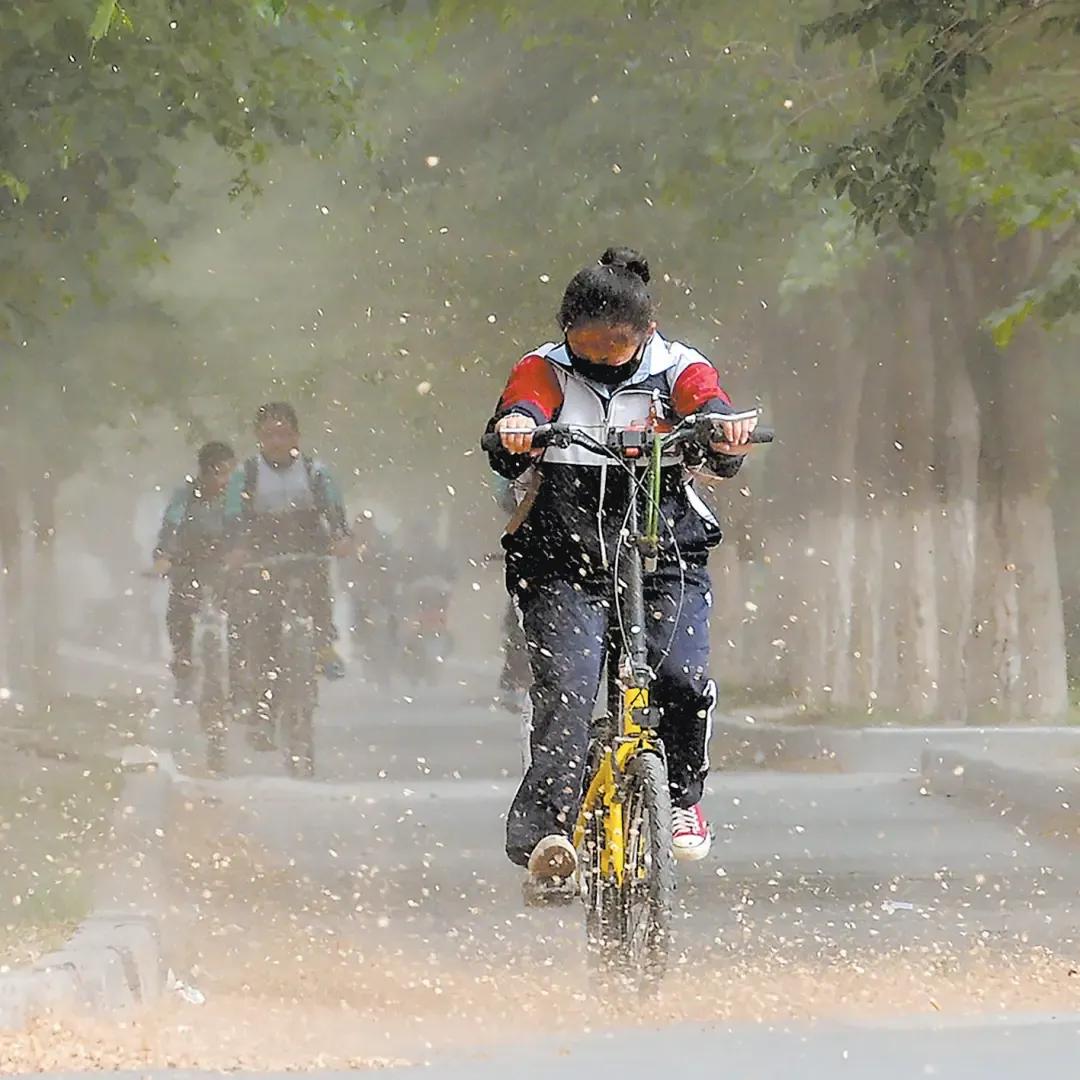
[
  {"xmin": 920, "ymin": 746, "xmax": 1080, "ymax": 841},
  {"xmin": 709, "ymin": 711, "xmax": 830, "ymax": 771},
  {"xmin": 711, "ymin": 712, "xmax": 1080, "ymax": 776},
  {"xmin": 712, "ymin": 710, "xmax": 1080, "ymax": 843},
  {"xmin": 0, "ymin": 747, "xmax": 174, "ymax": 1031}
]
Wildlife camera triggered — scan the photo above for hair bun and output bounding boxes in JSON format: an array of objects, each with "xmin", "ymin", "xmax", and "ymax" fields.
[{"xmin": 599, "ymin": 246, "xmax": 650, "ymax": 285}]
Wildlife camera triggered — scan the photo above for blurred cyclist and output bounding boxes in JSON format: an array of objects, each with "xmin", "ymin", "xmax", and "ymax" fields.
[
  {"xmin": 224, "ymin": 403, "xmax": 354, "ymax": 688},
  {"xmin": 153, "ymin": 440, "xmax": 236, "ymax": 703}
]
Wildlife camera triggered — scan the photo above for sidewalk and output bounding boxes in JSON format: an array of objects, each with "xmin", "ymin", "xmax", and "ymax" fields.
[
  {"xmin": 920, "ymin": 741, "xmax": 1080, "ymax": 842},
  {"xmin": 711, "ymin": 707, "xmax": 1080, "ymax": 842},
  {"xmin": 0, "ymin": 748, "xmax": 169, "ymax": 1030}
]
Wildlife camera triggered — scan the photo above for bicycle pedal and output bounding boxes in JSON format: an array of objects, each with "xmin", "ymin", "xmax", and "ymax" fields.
[{"xmin": 522, "ymin": 875, "xmax": 577, "ymax": 908}]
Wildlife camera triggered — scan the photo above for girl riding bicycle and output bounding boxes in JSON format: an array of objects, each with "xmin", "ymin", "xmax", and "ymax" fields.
[{"xmin": 485, "ymin": 245, "xmax": 756, "ymax": 888}]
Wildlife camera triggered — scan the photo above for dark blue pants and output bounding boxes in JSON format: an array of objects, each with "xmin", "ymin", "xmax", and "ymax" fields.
[{"xmin": 506, "ymin": 565, "xmax": 716, "ymax": 867}]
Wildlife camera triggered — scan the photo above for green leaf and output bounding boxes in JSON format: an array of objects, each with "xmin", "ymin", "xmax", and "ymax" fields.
[
  {"xmin": 987, "ymin": 297, "xmax": 1037, "ymax": 348},
  {"xmin": 856, "ymin": 21, "xmax": 879, "ymax": 51},
  {"xmin": 954, "ymin": 147, "xmax": 986, "ymax": 175},
  {"xmin": 0, "ymin": 171, "xmax": 29, "ymax": 203},
  {"xmin": 89, "ymin": 0, "xmax": 117, "ymax": 43}
]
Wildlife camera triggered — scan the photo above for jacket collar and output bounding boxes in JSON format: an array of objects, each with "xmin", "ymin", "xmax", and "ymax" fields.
[{"xmin": 537, "ymin": 333, "xmax": 675, "ymax": 389}]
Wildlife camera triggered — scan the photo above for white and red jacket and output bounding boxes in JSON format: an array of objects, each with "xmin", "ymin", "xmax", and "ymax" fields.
[{"xmin": 485, "ymin": 334, "xmax": 743, "ymax": 586}]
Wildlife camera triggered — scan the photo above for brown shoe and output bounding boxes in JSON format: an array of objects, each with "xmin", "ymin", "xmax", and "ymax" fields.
[{"xmin": 526, "ymin": 835, "xmax": 577, "ymax": 881}]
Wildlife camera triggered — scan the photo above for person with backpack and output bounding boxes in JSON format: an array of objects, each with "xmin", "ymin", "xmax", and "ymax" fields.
[
  {"xmin": 224, "ymin": 403, "xmax": 354, "ymax": 700},
  {"xmin": 153, "ymin": 440, "xmax": 237, "ymax": 702}
]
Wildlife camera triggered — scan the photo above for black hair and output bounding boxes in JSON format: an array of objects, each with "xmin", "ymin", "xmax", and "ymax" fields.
[
  {"xmin": 255, "ymin": 402, "xmax": 299, "ymax": 430},
  {"xmin": 197, "ymin": 440, "xmax": 235, "ymax": 474},
  {"xmin": 557, "ymin": 246, "xmax": 653, "ymax": 334}
]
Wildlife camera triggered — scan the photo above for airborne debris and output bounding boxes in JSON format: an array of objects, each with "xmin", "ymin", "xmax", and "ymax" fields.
[
  {"xmin": 167, "ymin": 969, "xmax": 207, "ymax": 1006},
  {"xmin": 882, "ymin": 901, "xmax": 916, "ymax": 914}
]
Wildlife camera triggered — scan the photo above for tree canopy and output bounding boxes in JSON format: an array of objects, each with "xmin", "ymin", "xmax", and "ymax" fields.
[
  {"xmin": 8, "ymin": 0, "xmax": 1080, "ymax": 715},
  {"xmin": 802, "ymin": 0, "xmax": 1080, "ymax": 339}
]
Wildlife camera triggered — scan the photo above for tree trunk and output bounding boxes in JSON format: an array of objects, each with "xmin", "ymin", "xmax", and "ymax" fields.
[
  {"xmin": 1000, "ymin": 327, "xmax": 1068, "ymax": 719},
  {"xmin": 826, "ymin": 511, "xmax": 858, "ymax": 705},
  {"xmin": 850, "ymin": 289, "xmax": 903, "ymax": 713},
  {"xmin": 1008, "ymin": 493, "xmax": 1067, "ymax": 718},
  {"xmin": 793, "ymin": 509, "xmax": 831, "ymax": 712},
  {"xmin": 0, "ymin": 467, "xmax": 24, "ymax": 696},
  {"xmin": 749, "ymin": 302, "xmax": 826, "ymax": 706},
  {"xmin": 966, "ymin": 427, "xmax": 1022, "ymax": 721},
  {"xmin": 932, "ymin": 233, "xmax": 981, "ymax": 725},
  {"xmin": 782, "ymin": 293, "xmax": 868, "ymax": 712},
  {"xmin": 958, "ymin": 227, "xmax": 1068, "ymax": 721},
  {"xmin": 30, "ymin": 472, "xmax": 60, "ymax": 709},
  {"xmin": 936, "ymin": 364, "xmax": 980, "ymax": 723},
  {"xmin": 892, "ymin": 256, "xmax": 941, "ymax": 717},
  {"xmin": 756, "ymin": 522, "xmax": 801, "ymax": 695},
  {"xmin": 854, "ymin": 505, "xmax": 900, "ymax": 710}
]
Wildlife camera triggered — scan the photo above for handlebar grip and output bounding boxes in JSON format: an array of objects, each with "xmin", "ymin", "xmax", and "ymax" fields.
[
  {"xmin": 749, "ymin": 427, "xmax": 774, "ymax": 444},
  {"xmin": 481, "ymin": 425, "xmax": 567, "ymax": 454}
]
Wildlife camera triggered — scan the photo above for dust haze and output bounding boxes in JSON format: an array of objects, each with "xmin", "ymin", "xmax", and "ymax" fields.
[{"xmin": 5, "ymin": 1, "xmax": 1080, "ymax": 1073}]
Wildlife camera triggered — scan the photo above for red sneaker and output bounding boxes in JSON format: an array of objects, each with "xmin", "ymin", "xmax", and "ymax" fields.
[{"xmin": 672, "ymin": 804, "xmax": 712, "ymax": 862}]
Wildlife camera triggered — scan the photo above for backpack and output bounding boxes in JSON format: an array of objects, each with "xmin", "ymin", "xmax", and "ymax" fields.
[{"xmin": 241, "ymin": 455, "xmax": 331, "ymax": 521}]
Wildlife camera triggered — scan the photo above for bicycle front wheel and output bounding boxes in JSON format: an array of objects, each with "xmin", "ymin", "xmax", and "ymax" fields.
[
  {"xmin": 281, "ymin": 615, "xmax": 317, "ymax": 779},
  {"xmin": 619, "ymin": 750, "xmax": 675, "ymax": 985},
  {"xmin": 198, "ymin": 625, "xmax": 230, "ymax": 773},
  {"xmin": 584, "ymin": 807, "xmax": 620, "ymax": 975}
]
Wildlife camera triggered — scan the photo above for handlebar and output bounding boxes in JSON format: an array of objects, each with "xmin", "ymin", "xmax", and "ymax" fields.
[
  {"xmin": 480, "ymin": 413, "xmax": 774, "ymax": 456},
  {"xmin": 238, "ymin": 552, "xmax": 331, "ymax": 571}
]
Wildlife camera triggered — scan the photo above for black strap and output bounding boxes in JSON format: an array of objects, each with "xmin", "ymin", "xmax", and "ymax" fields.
[
  {"xmin": 241, "ymin": 454, "xmax": 328, "ymax": 518},
  {"xmin": 241, "ymin": 456, "xmax": 259, "ymax": 515},
  {"xmin": 303, "ymin": 455, "xmax": 330, "ymax": 520}
]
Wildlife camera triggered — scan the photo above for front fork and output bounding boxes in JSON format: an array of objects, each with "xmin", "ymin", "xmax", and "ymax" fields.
[
  {"xmin": 577, "ymin": 414, "xmax": 665, "ymax": 886},
  {"xmin": 576, "ymin": 682, "xmax": 660, "ymax": 887}
]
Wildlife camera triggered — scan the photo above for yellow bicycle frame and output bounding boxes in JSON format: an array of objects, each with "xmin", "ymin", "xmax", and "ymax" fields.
[{"xmin": 572, "ymin": 685, "xmax": 658, "ymax": 886}]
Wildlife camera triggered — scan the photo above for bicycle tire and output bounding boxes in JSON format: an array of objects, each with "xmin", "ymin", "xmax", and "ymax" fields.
[
  {"xmin": 285, "ymin": 705, "xmax": 315, "ymax": 779},
  {"xmin": 198, "ymin": 628, "xmax": 228, "ymax": 774},
  {"xmin": 619, "ymin": 750, "xmax": 675, "ymax": 985},
  {"xmin": 583, "ymin": 807, "xmax": 620, "ymax": 975},
  {"xmin": 282, "ymin": 613, "xmax": 317, "ymax": 779}
]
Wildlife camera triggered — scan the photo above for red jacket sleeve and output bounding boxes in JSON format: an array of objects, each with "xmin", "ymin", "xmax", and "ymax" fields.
[
  {"xmin": 496, "ymin": 354, "xmax": 564, "ymax": 424},
  {"xmin": 671, "ymin": 361, "xmax": 733, "ymax": 418}
]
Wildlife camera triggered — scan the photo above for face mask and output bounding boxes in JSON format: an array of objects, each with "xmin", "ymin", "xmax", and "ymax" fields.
[{"xmin": 564, "ymin": 336, "xmax": 647, "ymax": 386}]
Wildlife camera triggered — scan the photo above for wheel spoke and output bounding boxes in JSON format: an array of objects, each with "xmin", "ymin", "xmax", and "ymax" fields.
[
  {"xmin": 583, "ymin": 752, "xmax": 673, "ymax": 987},
  {"xmin": 623, "ymin": 792, "xmax": 653, "ymax": 964}
]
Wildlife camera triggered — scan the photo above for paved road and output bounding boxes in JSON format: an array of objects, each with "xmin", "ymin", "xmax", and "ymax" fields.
[
  {"xmin": 46, "ymin": 647, "xmax": 1080, "ymax": 1074},
  {"xmin": 378, "ymin": 1014, "xmax": 1080, "ymax": 1080},
  {"xmin": 137, "ymin": 667, "xmax": 1080, "ymax": 1061},
  {"xmin": 35, "ymin": 1014, "xmax": 1080, "ymax": 1079}
]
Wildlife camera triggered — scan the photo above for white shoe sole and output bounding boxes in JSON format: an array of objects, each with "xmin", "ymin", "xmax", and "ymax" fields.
[{"xmin": 673, "ymin": 838, "xmax": 712, "ymax": 863}]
